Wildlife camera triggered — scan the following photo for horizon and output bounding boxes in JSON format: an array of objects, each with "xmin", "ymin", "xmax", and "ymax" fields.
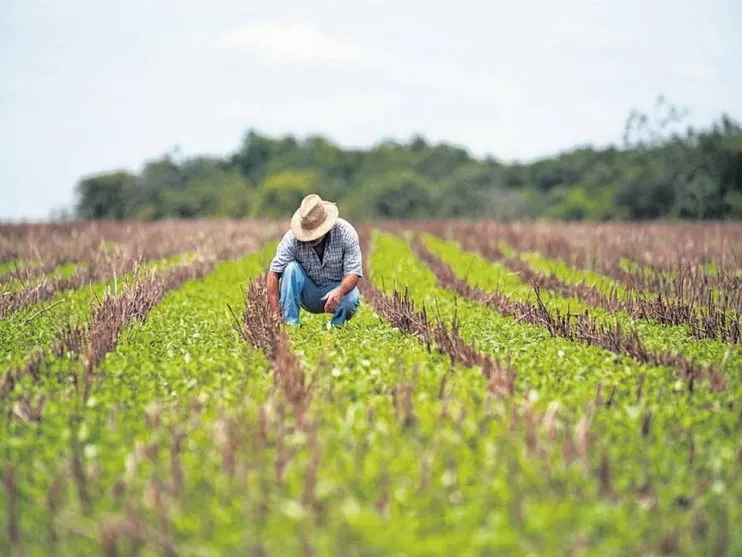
[{"xmin": 72, "ymin": 123, "xmax": 669, "ymax": 180}]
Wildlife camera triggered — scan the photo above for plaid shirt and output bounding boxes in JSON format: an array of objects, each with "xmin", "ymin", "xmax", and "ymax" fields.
[{"xmin": 269, "ymin": 218, "xmax": 363, "ymax": 286}]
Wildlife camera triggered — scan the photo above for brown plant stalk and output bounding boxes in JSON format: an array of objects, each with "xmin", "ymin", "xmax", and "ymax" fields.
[{"xmin": 410, "ymin": 234, "xmax": 725, "ymax": 392}]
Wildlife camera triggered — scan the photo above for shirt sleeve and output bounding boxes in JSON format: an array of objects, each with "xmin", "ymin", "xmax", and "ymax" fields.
[
  {"xmin": 342, "ymin": 224, "xmax": 363, "ymax": 277},
  {"xmin": 269, "ymin": 231, "xmax": 297, "ymax": 274}
]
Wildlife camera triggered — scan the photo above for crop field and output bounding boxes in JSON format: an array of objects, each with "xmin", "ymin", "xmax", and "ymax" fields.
[{"xmin": 1, "ymin": 220, "xmax": 741, "ymax": 556}]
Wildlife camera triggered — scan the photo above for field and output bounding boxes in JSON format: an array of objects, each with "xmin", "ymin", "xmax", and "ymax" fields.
[{"xmin": 1, "ymin": 220, "xmax": 741, "ymax": 556}]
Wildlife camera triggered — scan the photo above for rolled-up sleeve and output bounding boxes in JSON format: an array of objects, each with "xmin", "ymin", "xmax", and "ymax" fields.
[
  {"xmin": 269, "ymin": 231, "xmax": 297, "ymax": 274},
  {"xmin": 342, "ymin": 225, "xmax": 363, "ymax": 277}
]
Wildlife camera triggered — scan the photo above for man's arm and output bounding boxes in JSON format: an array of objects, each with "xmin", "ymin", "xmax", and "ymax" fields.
[
  {"xmin": 267, "ymin": 231, "xmax": 297, "ymax": 316},
  {"xmin": 339, "ymin": 273, "xmax": 360, "ymax": 294},
  {"xmin": 322, "ymin": 221, "xmax": 364, "ymax": 313},
  {"xmin": 321, "ymin": 273, "xmax": 360, "ymax": 313},
  {"xmin": 267, "ymin": 270, "xmax": 281, "ymax": 315}
]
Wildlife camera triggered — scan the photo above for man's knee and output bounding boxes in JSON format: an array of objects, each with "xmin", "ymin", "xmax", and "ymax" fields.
[
  {"xmin": 284, "ymin": 261, "xmax": 303, "ymax": 277},
  {"xmin": 342, "ymin": 288, "xmax": 361, "ymax": 314},
  {"xmin": 281, "ymin": 262, "xmax": 306, "ymax": 287},
  {"xmin": 280, "ymin": 262, "xmax": 306, "ymax": 307}
]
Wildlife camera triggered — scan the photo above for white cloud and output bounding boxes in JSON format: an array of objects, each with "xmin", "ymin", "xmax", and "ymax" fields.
[{"xmin": 218, "ymin": 22, "xmax": 368, "ymax": 62}]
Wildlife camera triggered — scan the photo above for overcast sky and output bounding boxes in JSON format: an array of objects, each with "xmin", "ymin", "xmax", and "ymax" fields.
[{"xmin": 1, "ymin": 0, "xmax": 740, "ymax": 220}]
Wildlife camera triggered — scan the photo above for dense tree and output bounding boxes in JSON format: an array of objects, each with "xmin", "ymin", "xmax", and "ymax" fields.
[
  {"xmin": 435, "ymin": 164, "xmax": 503, "ymax": 217},
  {"xmin": 75, "ymin": 171, "xmax": 137, "ymax": 219},
  {"xmin": 74, "ymin": 102, "xmax": 742, "ymax": 221},
  {"xmin": 252, "ymin": 171, "xmax": 317, "ymax": 218},
  {"xmin": 356, "ymin": 171, "xmax": 434, "ymax": 219}
]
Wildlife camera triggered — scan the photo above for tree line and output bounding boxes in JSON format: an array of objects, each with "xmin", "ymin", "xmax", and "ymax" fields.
[{"xmin": 75, "ymin": 100, "xmax": 742, "ymax": 221}]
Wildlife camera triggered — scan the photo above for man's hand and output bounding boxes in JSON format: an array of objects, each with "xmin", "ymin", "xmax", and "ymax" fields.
[
  {"xmin": 321, "ymin": 287, "xmax": 343, "ymax": 313},
  {"xmin": 322, "ymin": 275, "xmax": 360, "ymax": 314}
]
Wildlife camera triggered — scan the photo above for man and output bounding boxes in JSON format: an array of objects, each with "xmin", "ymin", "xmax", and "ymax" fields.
[{"xmin": 268, "ymin": 194, "xmax": 362, "ymax": 327}]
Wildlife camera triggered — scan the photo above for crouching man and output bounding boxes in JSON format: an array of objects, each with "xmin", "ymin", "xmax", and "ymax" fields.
[{"xmin": 267, "ymin": 194, "xmax": 362, "ymax": 327}]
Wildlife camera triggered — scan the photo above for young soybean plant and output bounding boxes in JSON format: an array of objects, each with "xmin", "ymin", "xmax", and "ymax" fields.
[
  {"xmin": 1, "ymin": 246, "xmax": 276, "ymax": 555},
  {"xmin": 368, "ymin": 231, "xmax": 741, "ymax": 555}
]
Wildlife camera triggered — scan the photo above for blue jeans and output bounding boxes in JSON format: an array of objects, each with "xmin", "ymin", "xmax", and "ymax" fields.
[{"xmin": 280, "ymin": 261, "xmax": 361, "ymax": 327}]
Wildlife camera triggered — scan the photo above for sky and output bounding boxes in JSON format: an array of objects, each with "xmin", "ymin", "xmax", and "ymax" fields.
[{"xmin": 1, "ymin": 0, "xmax": 740, "ymax": 220}]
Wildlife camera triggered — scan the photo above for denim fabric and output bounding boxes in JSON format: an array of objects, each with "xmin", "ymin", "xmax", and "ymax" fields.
[{"xmin": 280, "ymin": 261, "xmax": 360, "ymax": 327}]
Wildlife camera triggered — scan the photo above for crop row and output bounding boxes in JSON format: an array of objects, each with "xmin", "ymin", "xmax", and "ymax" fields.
[
  {"xmin": 367, "ymin": 231, "xmax": 741, "ymax": 552},
  {"xmin": 1, "ymin": 244, "xmax": 277, "ymax": 554},
  {"xmin": 418, "ymin": 232, "xmax": 740, "ymax": 369},
  {"xmin": 0, "ymin": 223, "xmax": 274, "ymax": 320},
  {"xmin": 413, "ymin": 234, "xmax": 733, "ymax": 390},
  {"xmin": 1, "ymin": 225, "xmax": 740, "ymax": 555},
  {"xmin": 436, "ymin": 220, "xmax": 742, "ymax": 273},
  {"xmin": 0, "ymin": 220, "xmax": 276, "ymax": 285},
  {"xmin": 0, "ymin": 227, "xmax": 273, "ymax": 432},
  {"xmin": 396, "ymin": 221, "xmax": 742, "ymax": 317},
  {"xmin": 445, "ymin": 227, "xmax": 742, "ymax": 344},
  {"xmin": 237, "ymin": 229, "xmax": 740, "ymax": 554}
]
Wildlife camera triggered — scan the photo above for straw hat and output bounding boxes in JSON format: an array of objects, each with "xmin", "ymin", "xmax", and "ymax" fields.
[{"xmin": 291, "ymin": 194, "xmax": 339, "ymax": 242}]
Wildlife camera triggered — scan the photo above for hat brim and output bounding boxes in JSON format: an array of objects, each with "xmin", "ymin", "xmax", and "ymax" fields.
[{"xmin": 291, "ymin": 202, "xmax": 339, "ymax": 242}]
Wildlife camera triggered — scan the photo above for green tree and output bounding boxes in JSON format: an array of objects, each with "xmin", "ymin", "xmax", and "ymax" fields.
[
  {"xmin": 348, "ymin": 171, "xmax": 433, "ymax": 219},
  {"xmin": 233, "ymin": 130, "xmax": 278, "ymax": 184},
  {"xmin": 137, "ymin": 155, "xmax": 184, "ymax": 218},
  {"xmin": 415, "ymin": 143, "xmax": 472, "ymax": 181},
  {"xmin": 252, "ymin": 171, "xmax": 316, "ymax": 218},
  {"xmin": 75, "ymin": 171, "xmax": 137, "ymax": 219},
  {"xmin": 72, "ymin": 103, "xmax": 742, "ymax": 221},
  {"xmin": 435, "ymin": 164, "xmax": 503, "ymax": 217}
]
